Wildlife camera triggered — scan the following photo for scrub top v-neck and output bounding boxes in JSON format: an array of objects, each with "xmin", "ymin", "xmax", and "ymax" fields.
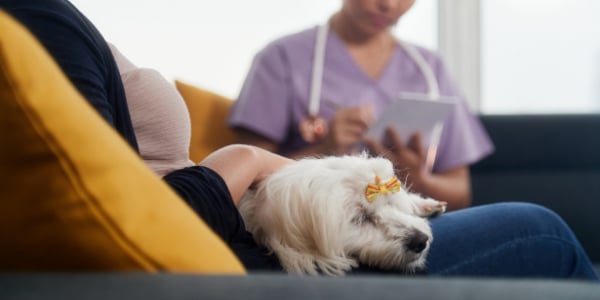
[{"xmin": 229, "ymin": 26, "xmax": 493, "ymax": 172}]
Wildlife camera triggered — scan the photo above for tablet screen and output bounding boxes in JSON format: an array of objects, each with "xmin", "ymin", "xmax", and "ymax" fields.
[{"xmin": 366, "ymin": 95, "xmax": 456, "ymax": 147}]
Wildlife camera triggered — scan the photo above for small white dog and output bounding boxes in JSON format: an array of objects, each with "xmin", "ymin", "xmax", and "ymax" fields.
[{"xmin": 238, "ymin": 154, "xmax": 447, "ymax": 275}]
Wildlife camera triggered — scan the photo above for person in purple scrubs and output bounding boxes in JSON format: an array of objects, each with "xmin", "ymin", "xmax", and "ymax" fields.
[{"xmin": 229, "ymin": 0, "xmax": 493, "ymax": 211}]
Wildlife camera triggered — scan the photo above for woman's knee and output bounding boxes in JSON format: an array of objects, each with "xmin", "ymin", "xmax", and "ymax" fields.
[
  {"xmin": 432, "ymin": 202, "xmax": 573, "ymax": 240},
  {"xmin": 497, "ymin": 202, "xmax": 564, "ymax": 222},
  {"xmin": 475, "ymin": 202, "xmax": 573, "ymax": 238}
]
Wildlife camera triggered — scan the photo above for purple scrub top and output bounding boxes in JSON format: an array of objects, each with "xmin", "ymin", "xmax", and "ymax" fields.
[{"xmin": 229, "ymin": 26, "xmax": 494, "ymax": 172}]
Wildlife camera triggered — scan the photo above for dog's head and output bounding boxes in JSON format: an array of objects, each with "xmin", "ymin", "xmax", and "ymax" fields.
[
  {"xmin": 317, "ymin": 154, "xmax": 433, "ymax": 272},
  {"xmin": 243, "ymin": 154, "xmax": 433, "ymax": 275}
]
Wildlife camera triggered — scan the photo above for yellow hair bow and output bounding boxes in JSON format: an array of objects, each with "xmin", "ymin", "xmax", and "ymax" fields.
[{"xmin": 365, "ymin": 176, "xmax": 401, "ymax": 203}]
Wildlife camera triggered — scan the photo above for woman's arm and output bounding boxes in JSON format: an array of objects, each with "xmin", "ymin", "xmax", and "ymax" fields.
[
  {"xmin": 234, "ymin": 104, "xmax": 374, "ymax": 159},
  {"xmin": 199, "ymin": 145, "xmax": 293, "ymax": 205},
  {"xmin": 234, "ymin": 128, "xmax": 338, "ymax": 159},
  {"xmin": 406, "ymin": 166, "xmax": 471, "ymax": 211}
]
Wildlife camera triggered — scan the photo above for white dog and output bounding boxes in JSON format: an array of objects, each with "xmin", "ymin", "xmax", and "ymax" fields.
[{"xmin": 238, "ymin": 154, "xmax": 447, "ymax": 275}]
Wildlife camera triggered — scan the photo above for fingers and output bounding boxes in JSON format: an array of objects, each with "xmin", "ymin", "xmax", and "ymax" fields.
[
  {"xmin": 363, "ymin": 136, "xmax": 388, "ymax": 157},
  {"xmin": 365, "ymin": 127, "xmax": 427, "ymax": 176},
  {"xmin": 384, "ymin": 127, "xmax": 426, "ymax": 159},
  {"xmin": 336, "ymin": 105, "xmax": 373, "ymax": 129},
  {"xmin": 362, "ymin": 127, "xmax": 404, "ymax": 158},
  {"xmin": 298, "ymin": 118, "xmax": 317, "ymax": 143},
  {"xmin": 407, "ymin": 132, "xmax": 425, "ymax": 158},
  {"xmin": 312, "ymin": 117, "xmax": 328, "ymax": 140},
  {"xmin": 328, "ymin": 105, "xmax": 374, "ymax": 149},
  {"xmin": 381, "ymin": 126, "xmax": 406, "ymax": 153}
]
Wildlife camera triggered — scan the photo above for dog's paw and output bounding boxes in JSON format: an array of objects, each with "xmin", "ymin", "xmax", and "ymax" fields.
[{"xmin": 417, "ymin": 200, "xmax": 447, "ymax": 218}]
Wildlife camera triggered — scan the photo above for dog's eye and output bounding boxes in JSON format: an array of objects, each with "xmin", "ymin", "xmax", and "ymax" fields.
[{"xmin": 351, "ymin": 213, "xmax": 376, "ymax": 225}]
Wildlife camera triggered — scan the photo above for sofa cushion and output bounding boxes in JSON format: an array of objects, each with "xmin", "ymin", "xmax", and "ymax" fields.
[
  {"xmin": 0, "ymin": 10, "xmax": 244, "ymax": 273},
  {"xmin": 175, "ymin": 80, "xmax": 236, "ymax": 163},
  {"xmin": 471, "ymin": 114, "xmax": 600, "ymax": 171},
  {"xmin": 471, "ymin": 114, "xmax": 600, "ymax": 263}
]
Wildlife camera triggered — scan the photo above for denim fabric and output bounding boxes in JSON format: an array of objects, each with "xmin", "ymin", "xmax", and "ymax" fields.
[{"xmin": 426, "ymin": 202, "xmax": 598, "ymax": 280}]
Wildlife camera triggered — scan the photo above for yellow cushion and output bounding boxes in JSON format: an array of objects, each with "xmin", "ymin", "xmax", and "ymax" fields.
[
  {"xmin": 175, "ymin": 80, "xmax": 237, "ymax": 163},
  {"xmin": 0, "ymin": 10, "xmax": 244, "ymax": 273}
]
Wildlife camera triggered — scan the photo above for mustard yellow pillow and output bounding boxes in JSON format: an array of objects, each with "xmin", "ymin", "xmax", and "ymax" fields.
[
  {"xmin": 175, "ymin": 80, "xmax": 237, "ymax": 163},
  {"xmin": 0, "ymin": 10, "xmax": 244, "ymax": 273}
]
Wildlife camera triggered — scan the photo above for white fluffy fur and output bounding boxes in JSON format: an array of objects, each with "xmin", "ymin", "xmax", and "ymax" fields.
[{"xmin": 239, "ymin": 154, "xmax": 446, "ymax": 275}]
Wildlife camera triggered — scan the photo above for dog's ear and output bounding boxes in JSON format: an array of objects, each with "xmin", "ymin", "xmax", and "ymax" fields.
[{"xmin": 257, "ymin": 164, "xmax": 353, "ymax": 255}]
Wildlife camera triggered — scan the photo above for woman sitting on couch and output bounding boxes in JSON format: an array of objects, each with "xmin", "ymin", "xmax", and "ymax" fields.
[{"xmin": 2, "ymin": 0, "xmax": 597, "ymax": 279}]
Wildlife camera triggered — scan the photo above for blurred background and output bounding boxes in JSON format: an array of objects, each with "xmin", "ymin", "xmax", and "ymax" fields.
[{"xmin": 70, "ymin": 0, "xmax": 600, "ymax": 114}]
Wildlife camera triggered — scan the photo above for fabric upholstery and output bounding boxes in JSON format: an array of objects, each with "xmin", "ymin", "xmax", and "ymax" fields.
[
  {"xmin": 175, "ymin": 80, "xmax": 236, "ymax": 163},
  {"xmin": 1, "ymin": 273, "xmax": 600, "ymax": 300},
  {"xmin": 471, "ymin": 114, "xmax": 600, "ymax": 264}
]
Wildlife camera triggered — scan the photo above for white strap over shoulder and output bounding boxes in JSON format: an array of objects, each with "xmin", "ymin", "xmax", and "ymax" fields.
[
  {"xmin": 396, "ymin": 41, "xmax": 440, "ymax": 100},
  {"xmin": 308, "ymin": 23, "xmax": 329, "ymax": 117},
  {"xmin": 396, "ymin": 41, "xmax": 443, "ymax": 171}
]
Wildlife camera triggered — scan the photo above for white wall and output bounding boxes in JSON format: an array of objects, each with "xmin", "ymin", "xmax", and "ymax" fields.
[
  {"xmin": 60, "ymin": 1, "xmax": 600, "ymax": 113},
  {"xmin": 481, "ymin": 0, "xmax": 600, "ymax": 113},
  {"xmin": 70, "ymin": 0, "xmax": 437, "ymax": 99}
]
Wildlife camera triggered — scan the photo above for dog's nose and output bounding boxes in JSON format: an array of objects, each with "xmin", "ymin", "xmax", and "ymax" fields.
[{"xmin": 406, "ymin": 231, "xmax": 429, "ymax": 253}]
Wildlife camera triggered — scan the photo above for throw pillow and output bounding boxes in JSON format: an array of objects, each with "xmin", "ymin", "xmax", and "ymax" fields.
[
  {"xmin": 0, "ymin": 10, "xmax": 244, "ymax": 273},
  {"xmin": 175, "ymin": 80, "xmax": 237, "ymax": 163}
]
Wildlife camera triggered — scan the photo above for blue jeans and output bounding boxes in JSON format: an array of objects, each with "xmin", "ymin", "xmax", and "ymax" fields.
[{"xmin": 425, "ymin": 202, "xmax": 598, "ymax": 280}]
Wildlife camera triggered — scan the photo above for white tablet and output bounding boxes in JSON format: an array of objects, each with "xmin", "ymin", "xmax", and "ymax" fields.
[{"xmin": 366, "ymin": 95, "xmax": 456, "ymax": 147}]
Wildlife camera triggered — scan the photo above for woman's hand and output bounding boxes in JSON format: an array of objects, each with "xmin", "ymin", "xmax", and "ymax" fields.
[
  {"xmin": 321, "ymin": 104, "xmax": 374, "ymax": 155},
  {"xmin": 364, "ymin": 127, "xmax": 428, "ymax": 189},
  {"xmin": 364, "ymin": 127, "xmax": 471, "ymax": 211}
]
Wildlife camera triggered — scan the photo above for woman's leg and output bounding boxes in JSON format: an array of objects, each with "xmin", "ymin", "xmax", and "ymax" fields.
[{"xmin": 426, "ymin": 202, "xmax": 598, "ymax": 280}]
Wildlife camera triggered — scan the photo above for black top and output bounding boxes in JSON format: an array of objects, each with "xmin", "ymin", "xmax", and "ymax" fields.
[
  {"xmin": 1, "ymin": 0, "xmax": 138, "ymax": 151},
  {"xmin": 1, "ymin": 0, "xmax": 282, "ymax": 271},
  {"xmin": 163, "ymin": 166, "xmax": 283, "ymax": 271}
]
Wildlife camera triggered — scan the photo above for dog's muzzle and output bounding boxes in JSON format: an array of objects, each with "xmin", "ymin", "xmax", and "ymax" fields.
[{"xmin": 406, "ymin": 230, "xmax": 429, "ymax": 254}]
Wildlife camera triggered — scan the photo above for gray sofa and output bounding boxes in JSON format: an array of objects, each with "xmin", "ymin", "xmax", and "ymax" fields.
[
  {"xmin": 471, "ymin": 114, "xmax": 600, "ymax": 266},
  {"xmin": 0, "ymin": 273, "xmax": 598, "ymax": 300},
  {"xmin": 1, "ymin": 114, "xmax": 599, "ymax": 299}
]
